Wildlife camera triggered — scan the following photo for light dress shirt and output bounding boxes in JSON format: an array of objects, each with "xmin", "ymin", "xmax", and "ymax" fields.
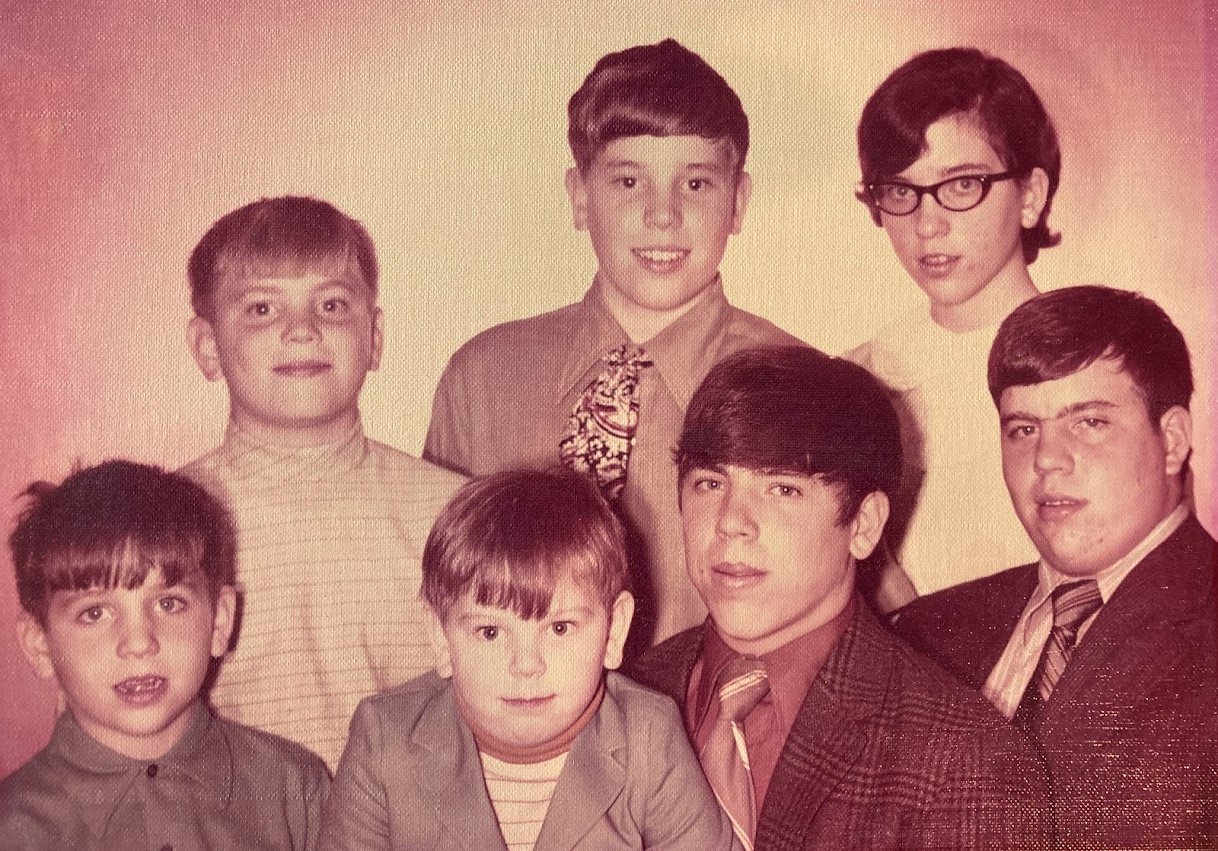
[{"xmin": 983, "ymin": 503, "xmax": 1189, "ymax": 717}]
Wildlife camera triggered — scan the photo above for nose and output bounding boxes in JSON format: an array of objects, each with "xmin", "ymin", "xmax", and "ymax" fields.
[
  {"xmin": 912, "ymin": 194, "xmax": 950, "ymax": 239},
  {"xmin": 715, "ymin": 485, "xmax": 759, "ymax": 540},
  {"xmin": 643, "ymin": 186, "xmax": 681, "ymax": 230},
  {"xmin": 281, "ymin": 307, "xmax": 320, "ymax": 343},
  {"xmin": 117, "ymin": 613, "xmax": 159, "ymax": 659},
  {"xmin": 508, "ymin": 636, "xmax": 546, "ymax": 679},
  {"xmin": 1032, "ymin": 424, "xmax": 1074, "ymax": 476}
]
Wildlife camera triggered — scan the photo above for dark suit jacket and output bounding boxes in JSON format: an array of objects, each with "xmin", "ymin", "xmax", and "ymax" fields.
[
  {"xmin": 894, "ymin": 514, "xmax": 1218, "ymax": 849},
  {"xmin": 629, "ymin": 602, "xmax": 1050, "ymax": 850}
]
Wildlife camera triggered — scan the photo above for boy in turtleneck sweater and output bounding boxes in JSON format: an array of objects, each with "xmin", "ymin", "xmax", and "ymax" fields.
[
  {"xmin": 181, "ymin": 196, "xmax": 465, "ymax": 768},
  {"xmin": 321, "ymin": 469, "xmax": 739, "ymax": 850}
]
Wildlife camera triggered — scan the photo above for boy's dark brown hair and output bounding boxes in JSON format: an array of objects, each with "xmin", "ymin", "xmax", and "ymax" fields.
[
  {"xmin": 676, "ymin": 345, "xmax": 903, "ymax": 525},
  {"xmin": 10, "ymin": 459, "xmax": 236, "ymax": 625},
  {"xmin": 567, "ymin": 38, "xmax": 749, "ymax": 174},
  {"xmin": 187, "ymin": 195, "xmax": 378, "ymax": 320},
  {"xmin": 857, "ymin": 47, "xmax": 1061, "ymax": 263},
  {"xmin": 422, "ymin": 468, "xmax": 630, "ymax": 622},
  {"xmin": 988, "ymin": 285, "xmax": 1193, "ymax": 423}
]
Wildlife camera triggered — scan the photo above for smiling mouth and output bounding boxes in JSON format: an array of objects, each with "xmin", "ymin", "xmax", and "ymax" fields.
[
  {"xmin": 633, "ymin": 248, "xmax": 689, "ymax": 271},
  {"xmin": 273, "ymin": 361, "xmax": 332, "ymax": 377},
  {"xmin": 114, "ymin": 675, "xmax": 168, "ymax": 704}
]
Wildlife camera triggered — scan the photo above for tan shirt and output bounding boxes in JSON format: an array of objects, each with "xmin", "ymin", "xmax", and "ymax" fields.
[
  {"xmin": 424, "ymin": 279, "xmax": 803, "ymax": 644},
  {"xmin": 182, "ymin": 422, "xmax": 465, "ymax": 767}
]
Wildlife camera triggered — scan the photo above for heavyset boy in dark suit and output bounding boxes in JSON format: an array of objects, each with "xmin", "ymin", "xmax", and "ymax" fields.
[{"xmin": 894, "ymin": 286, "xmax": 1218, "ymax": 849}]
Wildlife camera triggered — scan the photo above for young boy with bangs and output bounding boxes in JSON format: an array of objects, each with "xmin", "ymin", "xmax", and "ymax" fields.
[
  {"xmin": 321, "ymin": 469, "xmax": 739, "ymax": 850},
  {"xmin": 182, "ymin": 196, "xmax": 465, "ymax": 767},
  {"xmin": 848, "ymin": 48, "xmax": 1060, "ymax": 603},
  {"xmin": 425, "ymin": 39, "xmax": 802, "ymax": 652},
  {"xmin": 1, "ymin": 460, "xmax": 328, "ymax": 850}
]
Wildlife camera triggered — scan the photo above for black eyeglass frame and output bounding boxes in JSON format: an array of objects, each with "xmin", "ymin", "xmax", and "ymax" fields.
[{"xmin": 863, "ymin": 170, "xmax": 1024, "ymax": 217}]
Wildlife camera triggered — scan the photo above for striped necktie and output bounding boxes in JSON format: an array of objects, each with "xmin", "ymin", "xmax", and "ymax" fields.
[
  {"xmin": 700, "ymin": 656, "xmax": 769, "ymax": 850},
  {"xmin": 1034, "ymin": 578, "xmax": 1103, "ymax": 702}
]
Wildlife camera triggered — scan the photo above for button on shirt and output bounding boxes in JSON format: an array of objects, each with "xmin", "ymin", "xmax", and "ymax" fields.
[
  {"xmin": 424, "ymin": 278, "xmax": 803, "ymax": 644},
  {"xmin": 0, "ymin": 703, "xmax": 329, "ymax": 851},
  {"xmin": 984, "ymin": 503, "xmax": 1189, "ymax": 718}
]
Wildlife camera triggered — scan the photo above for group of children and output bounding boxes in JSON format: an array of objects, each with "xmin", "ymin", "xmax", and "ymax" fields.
[{"xmin": 1, "ymin": 36, "xmax": 1097, "ymax": 851}]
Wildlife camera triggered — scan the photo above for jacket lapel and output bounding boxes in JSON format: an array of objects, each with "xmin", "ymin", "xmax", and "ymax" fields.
[
  {"xmin": 411, "ymin": 688, "xmax": 510, "ymax": 851},
  {"xmin": 534, "ymin": 687, "xmax": 628, "ymax": 851},
  {"xmin": 975, "ymin": 567, "xmax": 1040, "ymax": 680},
  {"xmin": 760, "ymin": 606, "xmax": 883, "ymax": 831},
  {"xmin": 1044, "ymin": 516, "xmax": 1216, "ymax": 720}
]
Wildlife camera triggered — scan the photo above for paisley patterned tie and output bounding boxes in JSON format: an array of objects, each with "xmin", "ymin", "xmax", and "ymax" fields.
[{"xmin": 559, "ymin": 345, "xmax": 653, "ymax": 501}]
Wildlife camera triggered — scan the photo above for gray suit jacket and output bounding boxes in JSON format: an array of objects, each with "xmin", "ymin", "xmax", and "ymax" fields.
[
  {"xmin": 630, "ymin": 603, "xmax": 1050, "ymax": 850},
  {"xmin": 319, "ymin": 671, "xmax": 740, "ymax": 850},
  {"xmin": 894, "ymin": 514, "xmax": 1218, "ymax": 849}
]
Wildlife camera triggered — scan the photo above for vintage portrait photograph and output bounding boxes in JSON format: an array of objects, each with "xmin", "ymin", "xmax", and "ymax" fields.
[{"xmin": 1, "ymin": 0, "xmax": 1212, "ymax": 847}]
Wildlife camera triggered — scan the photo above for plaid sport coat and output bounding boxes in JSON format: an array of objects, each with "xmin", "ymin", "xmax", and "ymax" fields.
[
  {"xmin": 629, "ymin": 602, "xmax": 1050, "ymax": 850},
  {"xmin": 894, "ymin": 514, "xmax": 1218, "ymax": 849}
]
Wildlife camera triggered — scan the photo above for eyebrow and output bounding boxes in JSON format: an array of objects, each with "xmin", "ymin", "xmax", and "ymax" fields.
[
  {"xmin": 893, "ymin": 162, "xmax": 1001, "ymax": 182},
  {"xmin": 599, "ymin": 159, "xmax": 727, "ymax": 174},
  {"xmin": 685, "ymin": 463, "xmax": 727, "ymax": 477},
  {"xmin": 546, "ymin": 605, "xmax": 596, "ymax": 619},
  {"xmin": 1000, "ymin": 399, "xmax": 1120, "ymax": 425}
]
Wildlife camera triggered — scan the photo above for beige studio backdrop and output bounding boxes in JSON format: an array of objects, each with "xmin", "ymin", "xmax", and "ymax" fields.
[{"xmin": 0, "ymin": 0, "xmax": 1210, "ymax": 774}]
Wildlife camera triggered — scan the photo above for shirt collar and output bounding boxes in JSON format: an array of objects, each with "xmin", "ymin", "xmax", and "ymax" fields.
[
  {"xmin": 1028, "ymin": 502, "xmax": 1190, "ymax": 621},
  {"xmin": 557, "ymin": 277, "xmax": 732, "ymax": 409},
  {"xmin": 55, "ymin": 702, "xmax": 234, "ymax": 840},
  {"xmin": 219, "ymin": 418, "xmax": 369, "ymax": 483},
  {"xmin": 692, "ymin": 596, "xmax": 856, "ymax": 736}
]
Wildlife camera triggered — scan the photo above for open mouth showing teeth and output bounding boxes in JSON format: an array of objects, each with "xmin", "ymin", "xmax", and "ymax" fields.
[
  {"xmin": 920, "ymin": 254, "xmax": 956, "ymax": 267},
  {"xmin": 115, "ymin": 675, "xmax": 166, "ymax": 696},
  {"xmin": 636, "ymin": 249, "xmax": 686, "ymax": 263}
]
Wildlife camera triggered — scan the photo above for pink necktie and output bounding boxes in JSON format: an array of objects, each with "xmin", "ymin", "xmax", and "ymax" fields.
[
  {"xmin": 700, "ymin": 656, "xmax": 769, "ymax": 849},
  {"xmin": 559, "ymin": 345, "xmax": 653, "ymax": 501}
]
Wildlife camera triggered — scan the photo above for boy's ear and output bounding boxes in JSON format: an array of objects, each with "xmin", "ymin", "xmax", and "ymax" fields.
[
  {"xmin": 565, "ymin": 167, "xmax": 590, "ymax": 231},
  {"xmin": 424, "ymin": 606, "xmax": 454, "ymax": 678},
  {"xmin": 187, "ymin": 316, "xmax": 224, "ymax": 382},
  {"xmin": 368, "ymin": 307, "xmax": 384, "ymax": 372},
  {"xmin": 848, "ymin": 491, "xmax": 890, "ymax": 562},
  {"xmin": 1159, "ymin": 405, "xmax": 1193, "ymax": 477},
  {"xmin": 602, "ymin": 591, "xmax": 636, "ymax": 671},
  {"xmin": 210, "ymin": 586, "xmax": 238, "ymax": 658},
  {"xmin": 16, "ymin": 614, "xmax": 57, "ymax": 681},
  {"xmin": 1019, "ymin": 167, "xmax": 1050, "ymax": 230},
  {"xmin": 731, "ymin": 171, "xmax": 753, "ymax": 235}
]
